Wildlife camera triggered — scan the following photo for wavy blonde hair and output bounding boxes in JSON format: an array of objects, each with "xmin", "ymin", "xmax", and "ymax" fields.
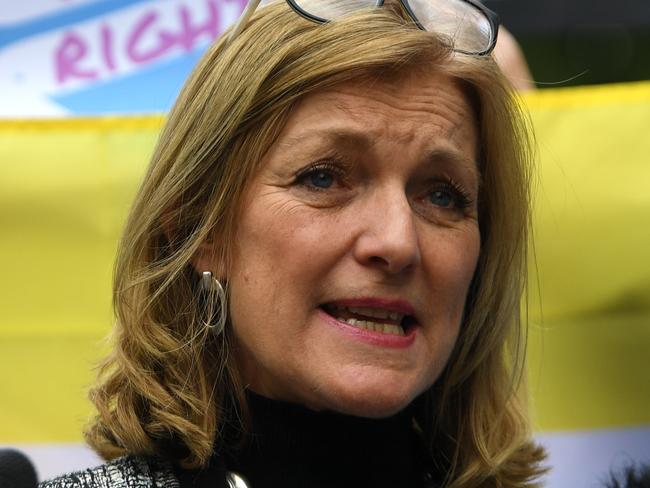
[{"xmin": 85, "ymin": 2, "xmax": 546, "ymax": 486}]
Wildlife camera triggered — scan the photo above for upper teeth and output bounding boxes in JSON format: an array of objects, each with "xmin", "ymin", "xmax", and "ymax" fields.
[
  {"xmin": 338, "ymin": 318, "xmax": 404, "ymax": 336},
  {"xmin": 330, "ymin": 305, "xmax": 405, "ymax": 322}
]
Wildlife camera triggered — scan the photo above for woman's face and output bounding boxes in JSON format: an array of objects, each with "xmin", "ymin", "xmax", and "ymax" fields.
[{"xmin": 204, "ymin": 70, "xmax": 481, "ymax": 417}]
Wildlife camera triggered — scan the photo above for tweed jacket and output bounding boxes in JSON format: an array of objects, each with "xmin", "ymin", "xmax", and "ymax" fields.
[
  {"xmin": 38, "ymin": 454, "xmax": 240, "ymax": 488},
  {"xmin": 39, "ymin": 456, "xmax": 181, "ymax": 488}
]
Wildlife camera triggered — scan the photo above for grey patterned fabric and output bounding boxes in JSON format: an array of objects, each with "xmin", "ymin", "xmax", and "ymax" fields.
[{"xmin": 38, "ymin": 455, "xmax": 179, "ymax": 488}]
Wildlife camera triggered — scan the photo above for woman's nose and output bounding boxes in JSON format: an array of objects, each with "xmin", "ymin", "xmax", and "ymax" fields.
[{"xmin": 352, "ymin": 188, "xmax": 421, "ymax": 275}]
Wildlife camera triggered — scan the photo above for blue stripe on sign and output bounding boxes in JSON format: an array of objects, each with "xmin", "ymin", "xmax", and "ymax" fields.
[
  {"xmin": 0, "ymin": 0, "xmax": 154, "ymax": 50},
  {"xmin": 50, "ymin": 48, "xmax": 206, "ymax": 114}
]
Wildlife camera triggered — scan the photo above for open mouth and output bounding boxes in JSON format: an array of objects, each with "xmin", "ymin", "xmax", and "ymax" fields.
[{"xmin": 320, "ymin": 303, "xmax": 418, "ymax": 337}]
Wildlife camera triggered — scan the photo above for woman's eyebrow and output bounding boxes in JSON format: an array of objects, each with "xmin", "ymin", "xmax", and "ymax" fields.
[
  {"xmin": 279, "ymin": 130, "xmax": 479, "ymax": 180},
  {"xmin": 425, "ymin": 148, "xmax": 480, "ymax": 176},
  {"xmin": 279, "ymin": 127, "xmax": 374, "ymax": 150}
]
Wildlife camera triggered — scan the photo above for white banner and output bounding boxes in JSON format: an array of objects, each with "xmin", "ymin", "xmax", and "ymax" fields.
[{"xmin": 0, "ymin": 0, "xmax": 246, "ymax": 117}]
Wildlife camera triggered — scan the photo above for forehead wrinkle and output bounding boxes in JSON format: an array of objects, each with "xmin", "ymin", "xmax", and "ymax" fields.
[
  {"xmin": 275, "ymin": 94, "xmax": 375, "ymax": 151},
  {"xmin": 275, "ymin": 75, "xmax": 477, "ymax": 166},
  {"xmin": 278, "ymin": 124, "xmax": 375, "ymax": 151},
  {"xmin": 336, "ymin": 93, "xmax": 475, "ymax": 154}
]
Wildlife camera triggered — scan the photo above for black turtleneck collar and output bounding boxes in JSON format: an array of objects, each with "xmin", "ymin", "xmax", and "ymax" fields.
[{"xmin": 175, "ymin": 391, "xmax": 439, "ymax": 488}]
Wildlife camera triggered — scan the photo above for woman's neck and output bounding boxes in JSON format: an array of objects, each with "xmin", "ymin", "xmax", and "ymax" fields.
[{"xmin": 220, "ymin": 391, "xmax": 433, "ymax": 488}]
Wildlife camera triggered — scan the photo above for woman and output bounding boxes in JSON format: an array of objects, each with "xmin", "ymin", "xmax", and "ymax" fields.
[{"xmin": 41, "ymin": 0, "xmax": 546, "ymax": 486}]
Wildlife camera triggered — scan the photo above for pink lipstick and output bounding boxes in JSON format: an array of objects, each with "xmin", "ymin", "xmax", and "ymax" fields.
[{"xmin": 318, "ymin": 297, "xmax": 419, "ymax": 348}]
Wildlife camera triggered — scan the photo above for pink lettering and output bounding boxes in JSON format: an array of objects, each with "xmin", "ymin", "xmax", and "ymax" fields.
[
  {"xmin": 100, "ymin": 24, "xmax": 116, "ymax": 71},
  {"xmin": 53, "ymin": 0, "xmax": 245, "ymax": 85},
  {"xmin": 55, "ymin": 32, "xmax": 98, "ymax": 83},
  {"xmin": 176, "ymin": 1, "xmax": 220, "ymax": 51},
  {"xmin": 126, "ymin": 11, "xmax": 175, "ymax": 64}
]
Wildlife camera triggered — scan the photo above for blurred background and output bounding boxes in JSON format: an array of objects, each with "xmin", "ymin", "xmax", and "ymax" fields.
[
  {"xmin": 485, "ymin": 0, "xmax": 650, "ymax": 87},
  {"xmin": 1, "ymin": 0, "xmax": 649, "ymax": 486}
]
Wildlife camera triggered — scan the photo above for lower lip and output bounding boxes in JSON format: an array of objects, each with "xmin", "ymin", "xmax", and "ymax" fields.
[{"xmin": 317, "ymin": 308, "xmax": 417, "ymax": 349}]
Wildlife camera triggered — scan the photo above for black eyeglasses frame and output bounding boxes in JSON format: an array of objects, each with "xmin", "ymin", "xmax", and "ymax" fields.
[{"xmin": 283, "ymin": 0, "xmax": 500, "ymax": 56}]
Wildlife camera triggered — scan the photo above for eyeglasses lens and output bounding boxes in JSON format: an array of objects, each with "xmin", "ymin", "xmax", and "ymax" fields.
[
  {"xmin": 402, "ymin": 0, "xmax": 493, "ymax": 54},
  {"xmin": 291, "ymin": 0, "xmax": 493, "ymax": 54}
]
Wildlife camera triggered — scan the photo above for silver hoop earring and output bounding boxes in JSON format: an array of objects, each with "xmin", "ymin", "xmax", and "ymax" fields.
[{"xmin": 201, "ymin": 271, "xmax": 227, "ymax": 334}]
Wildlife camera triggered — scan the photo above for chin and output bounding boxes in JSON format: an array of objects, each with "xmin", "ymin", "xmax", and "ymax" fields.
[{"xmin": 320, "ymin": 378, "xmax": 423, "ymax": 418}]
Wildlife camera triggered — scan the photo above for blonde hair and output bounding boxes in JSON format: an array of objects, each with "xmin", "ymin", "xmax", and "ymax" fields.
[{"xmin": 85, "ymin": 2, "xmax": 546, "ymax": 486}]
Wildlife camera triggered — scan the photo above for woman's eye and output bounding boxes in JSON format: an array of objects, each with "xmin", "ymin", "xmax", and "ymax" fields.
[
  {"xmin": 306, "ymin": 170, "xmax": 335, "ymax": 189},
  {"xmin": 420, "ymin": 179, "xmax": 473, "ymax": 216},
  {"xmin": 292, "ymin": 161, "xmax": 354, "ymax": 207},
  {"xmin": 429, "ymin": 190, "xmax": 454, "ymax": 208},
  {"xmin": 296, "ymin": 162, "xmax": 344, "ymax": 191}
]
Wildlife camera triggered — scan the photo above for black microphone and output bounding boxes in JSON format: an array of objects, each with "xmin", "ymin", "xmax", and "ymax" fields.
[{"xmin": 0, "ymin": 449, "xmax": 38, "ymax": 488}]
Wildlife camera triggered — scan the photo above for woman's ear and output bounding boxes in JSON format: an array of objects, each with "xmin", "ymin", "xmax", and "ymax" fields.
[
  {"xmin": 190, "ymin": 233, "xmax": 226, "ymax": 279},
  {"xmin": 160, "ymin": 210, "xmax": 226, "ymax": 280}
]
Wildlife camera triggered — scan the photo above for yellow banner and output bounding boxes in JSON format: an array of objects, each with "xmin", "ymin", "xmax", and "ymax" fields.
[
  {"xmin": 1, "ymin": 83, "xmax": 649, "ymax": 441},
  {"xmin": 523, "ymin": 82, "xmax": 650, "ymax": 431}
]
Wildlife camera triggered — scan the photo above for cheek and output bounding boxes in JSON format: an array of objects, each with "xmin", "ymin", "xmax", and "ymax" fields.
[
  {"xmin": 235, "ymin": 192, "xmax": 338, "ymax": 267},
  {"xmin": 227, "ymin": 200, "xmax": 337, "ymax": 333},
  {"xmin": 424, "ymin": 226, "xmax": 481, "ymax": 317},
  {"xmin": 420, "ymin": 231, "xmax": 479, "ymax": 383},
  {"xmin": 455, "ymin": 231, "xmax": 481, "ymax": 292},
  {"xmin": 439, "ymin": 221, "xmax": 480, "ymax": 264}
]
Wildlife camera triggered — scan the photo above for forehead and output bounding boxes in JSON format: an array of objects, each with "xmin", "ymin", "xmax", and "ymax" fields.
[{"xmin": 278, "ymin": 70, "xmax": 479, "ymax": 163}]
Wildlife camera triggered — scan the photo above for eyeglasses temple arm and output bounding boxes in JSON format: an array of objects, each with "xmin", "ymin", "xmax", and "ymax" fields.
[{"xmin": 227, "ymin": 0, "xmax": 263, "ymax": 45}]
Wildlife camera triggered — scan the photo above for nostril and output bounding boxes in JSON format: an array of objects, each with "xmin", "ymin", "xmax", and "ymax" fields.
[{"xmin": 369, "ymin": 255, "xmax": 389, "ymax": 266}]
